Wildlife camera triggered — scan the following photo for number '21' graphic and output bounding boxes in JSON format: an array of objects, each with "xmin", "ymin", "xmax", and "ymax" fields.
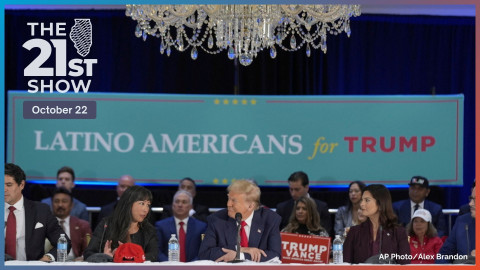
[{"xmin": 23, "ymin": 38, "xmax": 97, "ymax": 77}]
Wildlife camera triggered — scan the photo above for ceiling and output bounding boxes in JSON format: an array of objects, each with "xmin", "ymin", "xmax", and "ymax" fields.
[{"xmin": 4, "ymin": 4, "xmax": 475, "ymax": 17}]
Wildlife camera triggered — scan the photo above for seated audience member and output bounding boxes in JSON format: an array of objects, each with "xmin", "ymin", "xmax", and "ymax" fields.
[
  {"xmin": 47, "ymin": 187, "xmax": 92, "ymax": 261},
  {"xmin": 84, "ymin": 186, "xmax": 158, "ymax": 262},
  {"xmin": 458, "ymin": 179, "xmax": 475, "ymax": 216},
  {"xmin": 436, "ymin": 183, "xmax": 476, "ymax": 264},
  {"xmin": 276, "ymin": 171, "xmax": 331, "ymax": 235},
  {"xmin": 406, "ymin": 209, "xmax": 443, "ymax": 264},
  {"xmin": 156, "ymin": 190, "xmax": 207, "ymax": 262},
  {"xmin": 335, "ymin": 181, "xmax": 366, "ymax": 236},
  {"xmin": 282, "ymin": 196, "xmax": 328, "ymax": 236},
  {"xmin": 198, "ymin": 180, "xmax": 281, "ymax": 262},
  {"xmin": 41, "ymin": 166, "xmax": 89, "ymax": 221},
  {"xmin": 392, "ymin": 176, "xmax": 447, "ymax": 237},
  {"xmin": 96, "ymin": 175, "xmax": 135, "ymax": 227},
  {"xmin": 5, "ymin": 163, "xmax": 71, "ymax": 261},
  {"xmin": 160, "ymin": 177, "xmax": 210, "ymax": 223},
  {"xmin": 343, "ymin": 184, "xmax": 410, "ymax": 264}
]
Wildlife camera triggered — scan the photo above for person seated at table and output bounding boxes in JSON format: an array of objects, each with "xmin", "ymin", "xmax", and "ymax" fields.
[
  {"xmin": 406, "ymin": 209, "xmax": 443, "ymax": 264},
  {"xmin": 343, "ymin": 184, "xmax": 410, "ymax": 264},
  {"xmin": 335, "ymin": 181, "xmax": 366, "ymax": 236},
  {"xmin": 83, "ymin": 186, "xmax": 158, "ymax": 262},
  {"xmin": 281, "ymin": 196, "xmax": 328, "ymax": 237},
  {"xmin": 198, "ymin": 180, "xmax": 281, "ymax": 262},
  {"xmin": 155, "ymin": 190, "xmax": 207, "ymax": 262},
  {"xmin": 436, "ymin": 182, "xmax": 476, "ymax": 264}
]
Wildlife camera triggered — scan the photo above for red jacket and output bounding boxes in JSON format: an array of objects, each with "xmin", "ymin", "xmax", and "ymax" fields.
[{"xmin": 409, "ymin": 235, "xmax": 443, "ymax": 264}]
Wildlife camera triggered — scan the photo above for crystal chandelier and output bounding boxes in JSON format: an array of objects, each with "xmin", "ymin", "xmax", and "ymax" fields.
[{"xmin": 126, "ymin": 5, "xmax": 361, "ymax": 66}]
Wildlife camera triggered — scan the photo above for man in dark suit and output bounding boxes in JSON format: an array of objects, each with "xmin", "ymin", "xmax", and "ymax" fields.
[
  {"xmin": 96, "ymin": 175, "xmax": 135, "ymax": 227},
  {"xmin": 155, "ymin": 190, "xmax": 207, "ymax": 262},
  {"xmin": 198, "ymin": 180, "xmax": 281, "ymax": 262},
  {"xmin": 51, "ymin": 187, "xmax": 92, "ymax": 261},
  {"xmin": 275, "ymin": 171, "xmax": 331, "ymax": 235},
  {"xmin": 4, "ymin": 163, "xmax": 71, "ymax": 261},
  {"xmin": 393, "ymin": 176, "xmax": 447, "ymax": 237},
  {"xmin": 160, "ymin": 177, "xmax": 210, "ymax": 223},
  {"xmin": 436, "ymin": 182, "xmax": 475, "ymax": 263}
]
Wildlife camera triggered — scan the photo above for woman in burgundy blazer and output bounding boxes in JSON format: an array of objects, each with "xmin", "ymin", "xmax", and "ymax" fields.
[{"xmin": 343, "ymin": 184, "xmax": 410, "ymax": 264}]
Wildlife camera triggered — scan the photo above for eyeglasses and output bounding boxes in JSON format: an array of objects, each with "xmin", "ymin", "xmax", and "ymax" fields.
[{"xmin": 469, "ymin": 196, "xmax": 476, "ymax": 203}]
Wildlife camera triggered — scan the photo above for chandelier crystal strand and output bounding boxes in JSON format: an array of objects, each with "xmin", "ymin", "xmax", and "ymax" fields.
[{"xmin": 126, "ymin": 4, "xmax": 360, "ymax": 66}]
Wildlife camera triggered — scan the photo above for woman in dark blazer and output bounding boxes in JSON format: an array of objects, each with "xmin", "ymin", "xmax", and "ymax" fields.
[
  {"xmin": 83, "ymin": 186, "xmax": 158, "ymax": 262},
  {"xmin": 343, "ymin": 184, "xmax": 410, "ymax": 264}
]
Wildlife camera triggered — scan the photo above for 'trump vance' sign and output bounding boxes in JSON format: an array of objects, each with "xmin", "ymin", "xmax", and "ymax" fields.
[
  {"xmin": 281, "ymin": 233, "xmax": 331, "ymax": 264},
  {"xmin": 7, "ymin": 92, "xmax": 463, "ymax": 186}
]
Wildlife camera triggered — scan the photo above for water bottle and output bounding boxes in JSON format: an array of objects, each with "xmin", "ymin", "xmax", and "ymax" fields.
[
  {"xmin": 332, "ymin": 235, "xmax": 343, "ymax": 264},
  {"xmin": 168, "ymin": 234, "xmax": 179, "ymax": 262},
  {"xmin": 57, "ymin": 233, "xmax": 68, "ymax": 262}
]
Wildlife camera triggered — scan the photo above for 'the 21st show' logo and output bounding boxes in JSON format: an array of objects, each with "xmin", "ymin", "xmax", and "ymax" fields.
[{"xmin": 23, "ymin": 19, "xmax": 98, "ymax": 93}]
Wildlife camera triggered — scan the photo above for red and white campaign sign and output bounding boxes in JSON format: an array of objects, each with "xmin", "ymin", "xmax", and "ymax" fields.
[{"xmin": 280, "ymin": 232, "xmax": 331, "ymax": 264}]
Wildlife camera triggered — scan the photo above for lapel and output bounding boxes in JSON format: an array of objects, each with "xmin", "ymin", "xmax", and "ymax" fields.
[
  {"xmin": 169, "ymin": 218, "xmax": 177, "ymax": 236},
  {"xmin": 23, "ymin": 199, "xmax": 34, "ymax": 245},
  {"xmin": 69, "ymin": 217, "xmax": 80, "ymax": 256},
  {"xmin": 402, "ymin": 201, "xmax": 411, "ymax": 221},
  {"xmin": 186, "ymin": 218, "xmax": 194, "ymax": 243},
  {"xmin": 248, "ymin": 209, "xmax": 263, "ymax": 248},
  {"xmin": 226, "ymin": 216, "xmax": 238, "ymax": 248}
]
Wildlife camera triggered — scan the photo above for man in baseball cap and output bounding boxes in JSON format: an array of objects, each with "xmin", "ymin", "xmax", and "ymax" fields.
[{"xmin": 393, "ymin": 176, "xmax": 447, "ymax": 237}]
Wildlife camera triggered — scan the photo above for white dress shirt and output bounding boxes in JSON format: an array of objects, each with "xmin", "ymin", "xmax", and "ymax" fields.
[
  {"xmin": 5, "ymin": 196, "xmax": 26, "ymax": 261},
  {"xmin": 56, "ymin": 216, "xmax": 75, "ymax": 260},
  {"xmin": 174, "ymin": 216, "xmax": 189, "ymax": 236},
  {"xmin": 410, "ymin": 200, "xmax": 425, "ymax": 217},
  {"xmin": 238, "ymin": 211, "xmax": 254, "ymax": 260}
]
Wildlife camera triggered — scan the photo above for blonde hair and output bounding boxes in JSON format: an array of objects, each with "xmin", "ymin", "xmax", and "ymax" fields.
[{"xmin": 227, "ymin": 180, "xmax": 261, "ymax": 209}]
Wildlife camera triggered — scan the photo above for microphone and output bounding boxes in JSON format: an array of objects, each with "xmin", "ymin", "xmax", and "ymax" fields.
[
  {"xmin": 99, "ymin": 223, "xmax": 108, "ymax": 253},
  {"xmin": 229, "ymin": 213, "xmax": 244, "ymax": 263}
]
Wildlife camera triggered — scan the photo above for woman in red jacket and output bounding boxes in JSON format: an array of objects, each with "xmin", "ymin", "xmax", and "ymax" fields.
[
  {"xmin": 406, "ymin": 209, "xmax": 444, "ymax": 264},
  {"xmin": 343, "ymin": 184, "xmax": 411, "ymax": 264}
]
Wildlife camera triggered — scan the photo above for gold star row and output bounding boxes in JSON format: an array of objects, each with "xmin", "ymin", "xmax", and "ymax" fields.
[
  {"xmin": 214, "ymin": 99, "xmax": 257, "ymax": 105},
  {"xmin": 212, "ymin": 178, "xmax": 240, "ymax": 184}
]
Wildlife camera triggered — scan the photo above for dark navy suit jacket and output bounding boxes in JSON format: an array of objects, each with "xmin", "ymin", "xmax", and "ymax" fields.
[
  {"xmin": 155, "ymin": 216, "xmax": 207, "ymax": 262},
  {"xmin": 392, "ymin": 199, "xmax": 447, "ymax": 237},
  {"xmin": 198, "ymin": 208, "xmax": 282, "ymax": 262},
  {"xmin": 436, "ymin": 213, "xmax": 475, "ymax": 263},
  {"xmin": 23, "ymin": 198, "xmax": 71, "ymax": 260}
]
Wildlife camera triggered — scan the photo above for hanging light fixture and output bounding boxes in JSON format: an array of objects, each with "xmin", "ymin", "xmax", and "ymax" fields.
[{"xmin": 126, "ymin": 5, "xmax": 361, "ymax": 66}]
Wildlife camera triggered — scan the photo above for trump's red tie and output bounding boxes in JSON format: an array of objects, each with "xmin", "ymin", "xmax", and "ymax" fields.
[
  {"xmin": 179, "ymin": 221, "xmax": 186, "ymax": 262},
  {"xmin": 5, "ymin": 206, "xmax": 16, "ymax": 259},
  {"xmin": 240, "ymin": 221, "xmax": 248, "ymax": 247}
]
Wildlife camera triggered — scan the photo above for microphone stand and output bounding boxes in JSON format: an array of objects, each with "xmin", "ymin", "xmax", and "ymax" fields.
[{"xmin": 230, "ymin": 214, "xmax": 244, "ymax": 263}]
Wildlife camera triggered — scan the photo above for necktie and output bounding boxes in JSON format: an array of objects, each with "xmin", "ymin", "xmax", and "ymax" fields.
[
  {"xmin": 179, "ymin": 221, "xmax": 186, "ymax": 262},
  {"xmin": 240, "ymin": 221, "xmax": 248, "ymax": 247},
  {"xmin": 5, "ymin": 206, "xmax": 17, "ymax": 259},
  {"xmin": 59, "ymin": 219, "xmax": 66, "ymax": 233},
  {"xmin": 414, "ymin": 204, "xmax": 420, "ymax": 213}
]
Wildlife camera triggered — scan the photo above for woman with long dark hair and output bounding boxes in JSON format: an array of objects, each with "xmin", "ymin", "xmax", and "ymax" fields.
[
  {"xmin": 281, "ymin": 196, "xmax": 328, "ymax": 236},
  {"xmin": 343, "ymin": 184, "xmax": 410, "ymax": 264},
  {"xmin": 334, "ymin": 181, "xmax": 366, "ymax": 236},
  {"xmin": 83, "ymin": 185, "xmax": 158, "ymax": 261}
]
